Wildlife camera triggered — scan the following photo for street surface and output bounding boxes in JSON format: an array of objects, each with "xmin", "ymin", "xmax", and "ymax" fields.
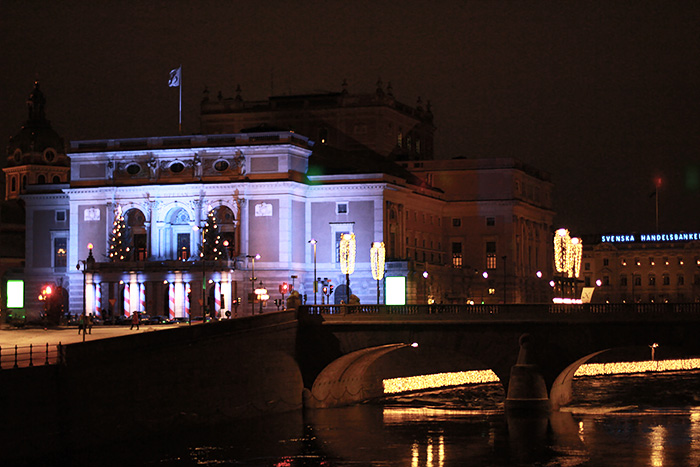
[{"xmin": 0, "ymin": 323, "xmax": 176, "ymax": 348}]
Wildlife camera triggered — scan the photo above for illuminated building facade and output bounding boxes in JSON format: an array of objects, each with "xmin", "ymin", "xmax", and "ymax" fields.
[
  {"xmin": 582, "ymin": 233, "xmax": 700, "ymax": 303},
  {"xmin": 401, "ymin": 158, "xmax": 555, "ymax": 304},
  {"xmin": 8, "ymin": 83, "xmax": 557, "ymax": 321}
]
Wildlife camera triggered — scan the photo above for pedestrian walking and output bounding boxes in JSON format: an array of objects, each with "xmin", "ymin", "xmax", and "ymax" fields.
[
  {"xmin": 130, "ymin": 312, "xmax": 140, "ymax": 330},
  {"xmin": 77, "ymin": 314, "xmax": 84, "ymax": 335},
  {"xmin": 87, "ymin": 313, "xmax": 94, "ymax": 334}
]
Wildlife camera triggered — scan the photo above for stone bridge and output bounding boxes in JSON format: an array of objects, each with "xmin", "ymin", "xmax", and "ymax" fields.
[{"xmin": 295, "ymin": 303, "xmax": 700, "ymax": 410}]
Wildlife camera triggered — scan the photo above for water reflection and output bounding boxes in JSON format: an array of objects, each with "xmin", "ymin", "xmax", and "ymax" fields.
[{"xmin": 16, "ymin": 370, "xmax": 700, "ymax": 466}]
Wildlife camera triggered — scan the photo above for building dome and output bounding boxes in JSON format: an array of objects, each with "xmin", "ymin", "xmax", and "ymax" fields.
[{"xmin": 6, "ymin": 81, "xmax": 67, "ymax": 168}]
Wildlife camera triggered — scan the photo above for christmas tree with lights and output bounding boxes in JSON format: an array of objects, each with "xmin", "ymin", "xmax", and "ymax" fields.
[
  {"xmin": 200, "ymin": 208, "xmax": 222, "ymax": 260},
  {"xmin": 109, "ymin": 205, "xmax": 130, "ymax": 261}
]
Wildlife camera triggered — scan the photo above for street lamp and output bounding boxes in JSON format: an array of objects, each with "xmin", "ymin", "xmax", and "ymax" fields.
[
  {"xmin": 339, "ymin": 233, "xmax": 356, "ymax": 304},
  {"xmin": 246, "ymin": 254, "xmax": 261, "ymax": 315},
  {"xmin": 76, "ymin": 243, "xmax": 95, "ymax": 342},
  {"xmin": 370, "ymin": 242, "xmax": 386, "ymax": 304},
  {"xmin": 309, "ymin": 239, "xmax": 317, "ymax": 304},
  {"xmin": 254, "ymin": 281, "xmax": 268, "ymax": 314}
]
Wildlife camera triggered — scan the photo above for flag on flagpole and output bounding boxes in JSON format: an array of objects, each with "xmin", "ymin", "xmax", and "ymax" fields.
[{"xmin": 168, "ymin": 67, "xmax": 181, "ymax": 87}]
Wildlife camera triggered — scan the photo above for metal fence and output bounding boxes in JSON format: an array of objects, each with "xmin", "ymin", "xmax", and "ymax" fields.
[
  {"xmin": 0, "ymin": 343, "xmax": 64, "ymax": 369},
  {"xmin": 300, "ymin": 302, "xmax": 700, "ymax": 317}
]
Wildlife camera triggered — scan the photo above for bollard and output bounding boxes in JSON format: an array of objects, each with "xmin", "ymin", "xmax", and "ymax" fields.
[
  {"xmin": 29, "ymin": 344, "xmax": 33, "ymax": 367},
  {"xmin": 13, "ymin": 345, "xmax": 18, "ymax": 369},
  {"xmin": 45, "ymin": 343, "xmax": 50, "ymax": 365}
]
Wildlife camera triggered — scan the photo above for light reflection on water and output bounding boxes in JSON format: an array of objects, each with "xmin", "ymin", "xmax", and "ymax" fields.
[{"xmin": 25, "ymin": 370, "xmax": 700, "ymax": 466}]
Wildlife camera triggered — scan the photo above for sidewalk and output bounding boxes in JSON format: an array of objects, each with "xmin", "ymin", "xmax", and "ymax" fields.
[{"xmin": 0, "ymin": 324, "xmax": 171, "ymax": 348}]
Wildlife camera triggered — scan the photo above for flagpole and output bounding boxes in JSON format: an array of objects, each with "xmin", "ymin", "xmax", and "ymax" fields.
[{"xmin": 178, "ymin": 64, "xmax": 182, "ymax": 135}]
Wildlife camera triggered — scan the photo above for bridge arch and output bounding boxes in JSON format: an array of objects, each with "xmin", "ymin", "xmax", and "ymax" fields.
[{"xmin": 304, "ymin": 343, "xmax": 502, "ymax": 409}]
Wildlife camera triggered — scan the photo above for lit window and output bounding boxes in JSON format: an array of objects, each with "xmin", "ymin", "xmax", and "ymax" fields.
[
  {"xmin": 486, "ymin": 242, "xmax": 497, "ymax": 269},
  {"xmin": 452, "ymin": 242, "xmax": 463, "ymax": 269},
  {"xmin": 54, "ymin": 238, "xmax": 67, "ymax": 268}
]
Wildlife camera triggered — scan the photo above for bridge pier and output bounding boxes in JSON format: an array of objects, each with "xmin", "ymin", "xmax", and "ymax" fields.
[{"xmin": 505, "ymin": 333, "xmax": 550, "ymax": 412}]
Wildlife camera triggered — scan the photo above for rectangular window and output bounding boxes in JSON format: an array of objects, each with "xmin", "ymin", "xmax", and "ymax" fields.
[
  {"xmin": 620, "ymin": 275, "xmax": 628, "ymax": 286},
  {"xmin": 452, "ymin": 218, "xmax": 461, "ymax": 227},
  {"xmin": 486, "ymin": 241, "xmax": 497, "ymax": 269},
  {"xmin": 679, "ymin": 275, "xmax": 685, "ymax": 286},
  {"xmin": 585, "ymin": 262, "xmax": 590, "ymax": 271},
  {"xmin": 603, "ymin": 258, "xmax": 609, "ymax": 266},
  {"xmin": 177, "ymin": 233, "xmax": 190, "ymax": 260},
  {"xmin": 336, "ymin": 203, "xmax": 348, "ymax": 215},
  {"xmin": 486, "ymin": 217, "xmax": 495, "ymax": 226},
  {"xmin": 663, "ymin": 275, "xmax": 670, "ymax": 286},
  {"xmin": 53, "ymin": 238, "xmax": 67, "ymax": 268},
  {"xmin": 604, "ymin": 276, "xmax": 610, "ymax": 286},
  {"xmin": 55, "ymin": 210, "xmax": 66, "ymax": 222},
  {"xmin": 452, "ymin": 242, "xmax": 463, "ymax": 269},
  {"xmin": 634, "ymin": 275, "xmax": 642, "ymax": 286},
  {"xmin": 134, "ymin": 234, "xmax": 147, "ymax": 261}
]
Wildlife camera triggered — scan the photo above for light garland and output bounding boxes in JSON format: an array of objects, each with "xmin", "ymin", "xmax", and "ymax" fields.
[
  {"xmin": 554, "ymin": 228, "xmax": 571, "ymax": 274},
  {"xmin": 339, "ymin": 233, "xmax": 356, "ymax": 275},
  {"xmin": 371, "ymin": 241, "xmax": 386, "ymax": 280},
  {"xmin": 382, "ymin": 357, "xmax": 700, "ymax": 394},
  {"xmin": 553, "ymin": 229, "xmax": 583, "ymax": 278}
]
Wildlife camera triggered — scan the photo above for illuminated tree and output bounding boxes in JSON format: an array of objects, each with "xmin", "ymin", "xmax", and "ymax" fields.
[
  {"xmin": 200, "ymin": 207, "xmax": 222, "ymax": 260},
  {"xmin": 109, "ymin": 205, "xmax": 129, "ymax": 261}
]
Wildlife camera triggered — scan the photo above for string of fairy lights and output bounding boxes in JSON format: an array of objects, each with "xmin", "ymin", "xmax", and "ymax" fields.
[{"xmin": 382, "ymin": 357, "xmax": 700, "ymax": 394}]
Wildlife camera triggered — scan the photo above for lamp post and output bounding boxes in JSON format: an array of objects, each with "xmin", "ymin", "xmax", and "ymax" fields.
[
  {"xmin": 309, "ymin": 239, "xmax": 317, "ymax": 304},
  {"xmin": 76, "ymin": 243, "xmax": 95, "ymax": 342},
  {"xmin": 254, "ymin": 281, "xmax": 268, "ymax": 314},
  {"xmin": 370, "ymin": 242, "xmax": 386, "ymax": 305},
  {"xmin": 246, "ymin": 254, "xmax": 260, "ymax": 315},
  {"xmin": 339, "ymin": 233, "xmax": 356, "ymax": 304}
]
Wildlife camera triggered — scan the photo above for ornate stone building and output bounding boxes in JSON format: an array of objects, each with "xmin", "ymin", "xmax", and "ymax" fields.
[{"xmin": 9, "ymin": 83, "xmax": 557, "ymax": 322}]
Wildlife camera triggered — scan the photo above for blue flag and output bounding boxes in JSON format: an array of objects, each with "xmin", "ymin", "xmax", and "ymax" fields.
[{"xmin": 168, "ymin": 67, "xmax": 181, "ymax": 87}]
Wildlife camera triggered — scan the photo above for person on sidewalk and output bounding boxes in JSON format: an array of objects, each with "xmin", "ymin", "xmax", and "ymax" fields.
[
  {"xmin": 87, "ymin": 313, "xmax": 94, "ymax": 334},
  {"xmin": 130, "ymin": 312, "xmax": 140, "ymax": 330},
  {"xmin": 78, "ymin": 314, "xmax": 85, "ymax": 335}
]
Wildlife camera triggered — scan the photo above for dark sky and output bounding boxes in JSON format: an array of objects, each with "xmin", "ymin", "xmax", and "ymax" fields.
[{"xmin": 2, "ymin": 1, "xmax": 700, "ymax": 235}]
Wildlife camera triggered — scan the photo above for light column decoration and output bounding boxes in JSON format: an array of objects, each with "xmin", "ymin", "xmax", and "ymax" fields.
[
  {"xmin": 370, "ymin": 242, "xmax": 386, "ymax": 305},
  {"xmin": 94, "ymin": 283, "xmax": 102, "ymax": 318},
  {"xmin": 76, "ymin": 243, "xmax": 95, "ymax": 342},
  {"xmin": 123, "ymin": 282, "xmax": 130, "ymax": 318},
  {"xmin": 553, "ymin": 228, "xmax": 583, "ymax": 300},
  {"xmin": 168, "ymin": 282, "xmax": 176, "ymax": 320},
  {"xmin": 309, "ymin": 239, "xmax": 318, "ymax": 304},
  {"xmin": 339, "ymin": 233, "xmax": 356, "ymax": 304},
  {"xmin": 185, "ymin": 282, "xmax": 191, "ymax": 319}
]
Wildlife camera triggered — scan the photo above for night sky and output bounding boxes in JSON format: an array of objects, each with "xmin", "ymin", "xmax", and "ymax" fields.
[{"xmin": 2, "ymin": 1, "xmax": 700, "ymax": 235}]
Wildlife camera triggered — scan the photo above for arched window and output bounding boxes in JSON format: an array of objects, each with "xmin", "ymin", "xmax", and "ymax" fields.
[
  {"xmin": 125, "ymin": 208, "xmax": 147, "ymax": 260},
  {"xmin": 168, "ymin": 208, "xmax": 192, "ymax": 260},
  {"xmin": 52, "ymin": 175, "xmax": 61, "ymax": 183},
  {"xmin": 37, "ymin": 174, "xmax": 46, "ymax": 184}
]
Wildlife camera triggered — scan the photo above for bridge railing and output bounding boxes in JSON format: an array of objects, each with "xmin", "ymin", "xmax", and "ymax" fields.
[
  {"xmin": 0, "ymin": 343, "xmax": 65, "ymax": 370},
  {"xmin": 299, "ymin": 302, "xmax": 700, "ymax": 318}
]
